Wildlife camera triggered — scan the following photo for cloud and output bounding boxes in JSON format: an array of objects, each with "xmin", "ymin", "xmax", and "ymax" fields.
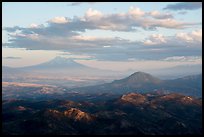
[
  {"xmin": 68, "ymin": 2, "xmax": 96, "ymax": 6},
  {"xmin": 163, "ymin": 2, "xmax": 202, "ymax": 11},
  {"xmin": 3, "ymin": 7, "xmax": 202, "ymax": 62},
  {"xmin": 3, "ymin": 28, "xmax": 202, "ymax": 62},
  {"xmin": 3, "ymin": 56, "xmax": 21, "ymax": 59},
  {"xmin": 85, "ymin": 8, "xmax": 103, "ymax": 20},
  {"xmin": 128, "ymin": 6, "xmax": 145, "ymax": 17},
  {"xmin": 148, "ymin": 11, "xmax": 173, "ymax": 19},
  {"xmin": 4, "ymin": 7, "xmax": 200, "ymax": 37},
  {"xmin": 144, "ymin": 34, "xmax": 166, "ymax": 45},
  {"xmin": 82, "ymin": 7, "xmax": 197, "ymax": 31},
  {"xmin": 6, "ymin": 7, "xmax": 197, "ymax": 51},
  {"xmin": 69, "ymin": 2, "xmax": 83, "ymax": 6},
  {"xmin": 144, "ymin": 29, "xmax": 202, "ymax": 46},
  {"xmin": 4, "ymin": 30, "xmax": 135, "ymax": 51},
  {"xmin": 29, "ymin": 23, "xmax": 40, "ymax": 28},
  {"xmin": 176, "ymin": 29, "xmax": 202, "ymax": 43},
  {"xmin": 178, "ymin": 11, "xmax": 188, "ymax": 15},
  {"xmin": 176, "ymin": 32, "xmax": 193, "ymax": 41},
  {"xmin": 49, "ymin": 17, "xmax": 69, "ymax": 24},
  {"xmin": 163, "ymin": 56, "xmax": 201, "ymax": 62}
]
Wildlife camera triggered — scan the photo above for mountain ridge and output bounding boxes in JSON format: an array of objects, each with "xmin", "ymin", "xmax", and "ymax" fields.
[
  {"xmin": 113, "ymin": 71, "xmax": 162, "ymax": 84},
  {"xmin": 2, "ymin": 57, "xmax": 122, "ymax": 79},
  {"xmin": 3, "ymin": 92, "xmax": 202, "ymax": 135},
  {"xmin": 70, "ymin": 72, "xmax": 202, "ymax": 97},
  {"xmin": 19, "ymin": 56, "xmax": 90, "ymax": 70}
]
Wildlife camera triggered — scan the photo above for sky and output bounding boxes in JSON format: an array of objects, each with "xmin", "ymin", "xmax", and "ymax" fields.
[{"xmin": 2, "ymin": 2, "xmax": 202, "ymax": 72}]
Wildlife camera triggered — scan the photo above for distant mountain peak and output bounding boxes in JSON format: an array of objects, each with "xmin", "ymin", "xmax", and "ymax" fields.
[
  {"xmin": 47, "ymin": 56, "xmax": 79, "ymax": 65},
  {"xmin": 21, "ymin": 56, "xmax": 87, "ymax": 70},
  {"xmin": 119, "ymin": 71, "xmax": 162, "ymax": 84},
  {"xmin": 128, "ymin": 71, "xmax": 152, "ymax": 78}
]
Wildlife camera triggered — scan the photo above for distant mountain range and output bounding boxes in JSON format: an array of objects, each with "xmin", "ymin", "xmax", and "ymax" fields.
[
  {"xmin": 2, "ymin": 56, "xmax": 202, "ymax": 97},
  {"xmin": 3, "ymin": 56, "xmax": 202, "ymax": 79},
  {"xmin": 2, "ymin": 56, "xmax": 122, "ymax": 78},
  {"xmin": 149, "ymin": 64, "xmax": 202, "ymax": 79},
  {"xmin": 70, "ymin": 72, "xmax": 202, "ymax": 97},
  {"xmin": 20, "ymin": 56, "xmax": 88, "ymax": 70}
]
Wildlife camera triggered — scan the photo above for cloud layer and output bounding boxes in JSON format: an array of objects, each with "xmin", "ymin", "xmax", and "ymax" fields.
[
  {"xmin": 163, "ymin": 2, "xmax": 202, "ymax": 11},
  {"xmin": 4, "ymin": 6, "xmax": 199, "ymax": 35},
  {"xmin": 3, "ymin": 6, "xmax": 202, "ymax": 62},
  {"xmin": 144, "ymin": 29, "xmax": 202, "ymax": 46}
]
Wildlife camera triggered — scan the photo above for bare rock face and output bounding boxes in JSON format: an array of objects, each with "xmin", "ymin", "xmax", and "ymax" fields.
[
  {"xmin": 159, "ymin": 93, "xmax": 184, "ymax": 100},
  {"xmin": 48, "ymin": 109, "xmax": 61, "ymax": 114},
  {"xmin": 45, "ymin": 109, "xmax": 63, "ymax": 119},
  {"xmin": 154, "ymin": 93, "xmax": 201, "ymax": 105},
  {"xmin": 64, "ymin": 108, "xmax": 93, "ymax": 122},
  {"xmin": 120, "ymin": 93, "xmax": 146, "ymax": 105}
]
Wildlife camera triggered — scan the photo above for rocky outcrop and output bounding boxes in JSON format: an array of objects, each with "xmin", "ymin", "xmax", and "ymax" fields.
[
  {"xmin": 120, "ymin": 93, "xmax": 146, "ymax": 105},
  {"xmin": 64, "ymin": 108, "xmax": 94, "ymax": 122}
]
